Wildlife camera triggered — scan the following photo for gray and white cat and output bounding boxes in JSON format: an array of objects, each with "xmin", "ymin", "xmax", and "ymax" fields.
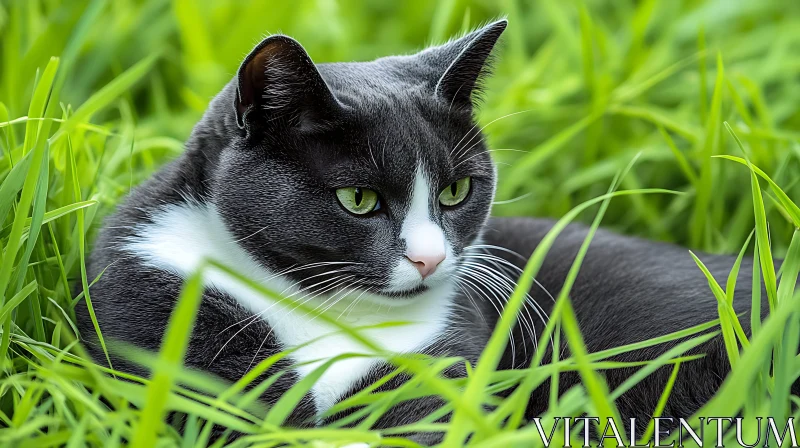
[{"xmin": 76, "ymin": 20, "xmax": 794, "ymax": 443}]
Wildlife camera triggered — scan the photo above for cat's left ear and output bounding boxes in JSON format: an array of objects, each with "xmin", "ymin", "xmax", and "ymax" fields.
[
  {"xmin": 428, "ymin": 20, "xmax": 507, "ymax": 111},
  {"xmin": 235, "ymin": 35, "xmax": 340, "ymax": 132}
]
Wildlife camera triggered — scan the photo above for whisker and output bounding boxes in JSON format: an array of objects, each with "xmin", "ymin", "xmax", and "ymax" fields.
[
  {"xmin": 245, "ymin": 275, "xmax": 357, "ymax": 370},
  {"xmin": 453, "ymin": 272, "xmax": 517, "ymax": 366},
  {"xmin": 460, "ymin": 248, "xmax": 557, "ymax": 362},
  {"xmin": 452, "ymin": 144, "xmax": 526, "ymax": 170},
  {"xmin": 338, "ymin": 286, "xmax": 375, "ymax": 321},
  {"xmin": 214, "ymin": 267, "xmax": 349, "ymax": 338},
  {"xmin": 457, "ymin": 261, "xmax": 538, "ymax": 360},
  {"xmin": 368, "ymin": 137, "xmax": 380, "ymax": 170},
  {"xmin": 208, "ymin": 273, "xmax": 349, "ymax": 367},
  {"xmin": 460, "ymin": 253, "xmax": 554, "ymax": 332},
  {"xmin": 464, "ymin": 244, "xmax": 525, "ymax": 259},
  {"xmin": 454, "ymin": 282, "xmax": 487, "ymax": 325},
  {"xmin": 305, "ymin": 279, "xmax": 366, "ymax": 322},
  {"xmin": 492, "ymin": 192, "xmax": 533, "ymax": 206},
  {"xmin": 464, "ymin": 245, "xmax": 557, "ymax": 301},
  {"xmin": 449, "ymin": 110, "xmax": 532, "ymax": 161}
]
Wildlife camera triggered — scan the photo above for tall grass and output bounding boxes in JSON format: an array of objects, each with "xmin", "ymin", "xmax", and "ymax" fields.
[{"xmin": 1, "ymin": 0, "xmax": 799, "ymax": 446}]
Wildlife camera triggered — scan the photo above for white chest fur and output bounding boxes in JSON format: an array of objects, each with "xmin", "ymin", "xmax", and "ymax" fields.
[{"xmin": 123, "ymin": 202, "xmax": 454, "ymax": 413}]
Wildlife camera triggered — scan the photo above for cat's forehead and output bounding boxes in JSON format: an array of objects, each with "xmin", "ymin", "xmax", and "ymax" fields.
[
  {"xmin": 318, "ymin": 59, "xmax": 465, "ymax": 124},
  {"xmin": 317, "ymin": 117, "xmax": 450, "ymax": 192},
  {"xmin": 314, "ymin": 62, "xmax": 462, "ymax": 166},
  {"xmin": 318, "ymin": 58, "xmax": 434, "ymax": 99}
]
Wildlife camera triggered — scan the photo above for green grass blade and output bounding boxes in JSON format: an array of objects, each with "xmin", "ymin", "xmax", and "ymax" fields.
[
  {"xmin": 0, "ymin": 280, "xmax": 37, "ymax": 322},
  {"xmin": 65, "ymin": 133, "xmax": 113, "ymax": 372},
  {"xmin": 689, "ymin": 251, "xmax": 748, "ymax": 365},
  {"xmin": 777, "ymin": 230, "xmax": 800, "ymax": 304},
  {"xmin": 131, "ymin": 266, "xmax": 206, "ymax": 448},
  {"xmin": 51, "ymin": 54, "xmax": 158, "ymax": 142},
  {"xmin": 714, "ymin": 155, "xmax": 800, "ymax": 228},
  {"xmin": 690, "ymin": 53, "xmax": 724, "ymax": 249},
  {"xmin": 726, "ymin": 231, "xmax": 754, "ymax": 307},
  {"xmin": 0, "ymin": 150, "xmax": 33, "ymax": 221},
  {"xmin": 723, "ymin": 123, "xmax": 778, "ymax": 310},
  {"xmin": 659, "ymin": 125, "xmax": 699, "ymax": 188},
  {"xmin": 610, "ymin": 331, "xmax": 718, "ymax": 401},
  {"xmin": 639, "ymin": 362, "xmax": 682, "ymax": 443},
  {"xmin": 10, "ymin": 143, "xmax": 49, "ymax": 341}
]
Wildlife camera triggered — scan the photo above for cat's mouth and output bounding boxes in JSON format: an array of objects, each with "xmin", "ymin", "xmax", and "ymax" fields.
[
  {"xmin": 376, "ymin": 260, "xmax": 457, "ymax": 301},
  {"xmin": 380, "ymin": 284, "xmax": 429, "ymax": 298}
]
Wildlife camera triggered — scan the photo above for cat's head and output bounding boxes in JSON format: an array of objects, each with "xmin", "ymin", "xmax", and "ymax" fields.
[{"xmin": 211, "ymin": 21, "xmax": 506, "ymax": 303}]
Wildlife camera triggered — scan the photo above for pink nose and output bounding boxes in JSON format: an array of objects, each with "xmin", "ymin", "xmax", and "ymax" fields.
[{"xmin": 406, "ymin": 252, "xmax": 446, "ymax": 279}]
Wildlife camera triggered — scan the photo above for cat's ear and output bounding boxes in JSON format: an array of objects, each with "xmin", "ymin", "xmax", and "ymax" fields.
[
  {"xmin": 428, "ymin": 20, "xmax": 507, "ymax": 111},
  {"xmin": 235, "ymin": 35, "xmax": 340, "ymax": 132}
]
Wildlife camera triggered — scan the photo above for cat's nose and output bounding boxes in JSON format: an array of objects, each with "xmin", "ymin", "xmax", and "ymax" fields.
[{"xmin": 406, "ymin": 252, "xmax": 446, "ymax": 279}]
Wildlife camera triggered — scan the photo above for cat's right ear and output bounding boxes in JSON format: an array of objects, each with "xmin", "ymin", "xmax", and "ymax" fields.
[
  {"xmin": 419, "ymin": 20, "xmax": 507, "ymax": 112},
  {"xmin": 235, "ymin": 35, "xmax": 340, "ymax": 133}
]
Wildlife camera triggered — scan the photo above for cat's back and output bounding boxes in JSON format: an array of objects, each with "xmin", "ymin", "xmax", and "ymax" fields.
[{"xmin": 482, "ymin": 216, "xmax": 766, "ymax": 347}]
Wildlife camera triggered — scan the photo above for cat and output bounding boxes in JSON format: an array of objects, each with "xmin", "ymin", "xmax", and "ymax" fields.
[{"xmin": 76, "ymin": 20, "xmax": 796, "ymax": 444}]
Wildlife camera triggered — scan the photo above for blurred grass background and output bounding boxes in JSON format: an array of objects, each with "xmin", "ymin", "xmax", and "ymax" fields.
[{"xmin": 2, "ymin": 0, "xmax": 800, "ymax": 446}]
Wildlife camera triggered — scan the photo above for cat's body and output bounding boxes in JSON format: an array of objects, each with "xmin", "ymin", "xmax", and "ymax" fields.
[{"xmin": 76, "ymin": 21, "xmax": 794, "ymax": 444}]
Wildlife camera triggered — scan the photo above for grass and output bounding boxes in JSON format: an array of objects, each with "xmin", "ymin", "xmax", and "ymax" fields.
[{"xmin": 2, "ymin": 0, "xmax": 800, "ymax": 446}]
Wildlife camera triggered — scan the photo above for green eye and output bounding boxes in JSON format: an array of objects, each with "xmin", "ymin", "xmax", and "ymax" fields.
[
  {"xmin": 439, "ymin": 177, "xmax": 471, "ymax": 207},
  {"xmin": 336, "ymin": 187, "xmax": 380, "ymax": 215}
]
